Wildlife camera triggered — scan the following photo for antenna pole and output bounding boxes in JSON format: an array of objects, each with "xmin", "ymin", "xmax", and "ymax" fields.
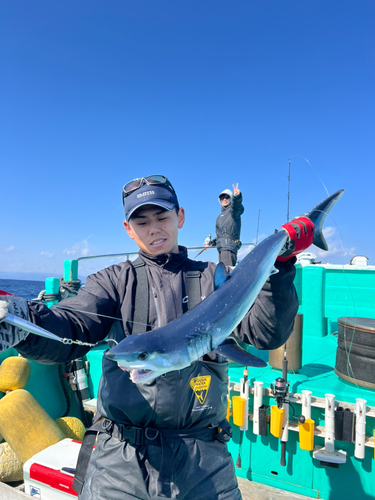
[
  {"xmin": 255, "ymin": 209, "xmax": 260, "ymax": 244},
  {"xmin": 287, "ymin": 158, "xmax": 291, "ymax": 222}
]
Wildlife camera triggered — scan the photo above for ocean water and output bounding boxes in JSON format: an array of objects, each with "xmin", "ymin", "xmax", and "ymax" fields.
[{"xmin": 0, "ymin": 278, "xmax": 46, "ymax": 300}]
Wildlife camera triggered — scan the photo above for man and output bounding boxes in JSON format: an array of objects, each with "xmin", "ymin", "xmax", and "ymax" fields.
[
  {"xmin": 0, "ymin": 175, "xmax": 314, "ymax": 500},
  {"xmin": 210, "ymin": 183, "xmax": 244, "ymax": 267}
]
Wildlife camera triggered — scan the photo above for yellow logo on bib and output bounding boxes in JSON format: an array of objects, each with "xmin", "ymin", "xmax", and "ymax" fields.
[{"xmin": 190, "ymin": 376, "xmax": 211, "ymax": 404}]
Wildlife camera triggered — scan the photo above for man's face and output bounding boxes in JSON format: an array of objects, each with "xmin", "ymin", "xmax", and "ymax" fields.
[
  {"xmin": 220, "ymin": 195, "xmax": 230, "ymax": 207},
  {"xmin": 124, "ymin": 205, "xmax": 185, "ymax": 255}
]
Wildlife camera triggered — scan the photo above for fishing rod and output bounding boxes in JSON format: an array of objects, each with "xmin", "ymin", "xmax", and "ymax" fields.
[
  {"xmin": 276, "ymin": 159, "xmax": 292, "ymax": 466},
  {"xmin": 287, "ymin": 158, "xmax": 291, "ymax": 223},
  {"xmin": 270, "ymin": 158, "xmax": 304, "ymax": 466},
  {"xmin": 255, "ymin": 209, "xmax": 260, "ymax": 245},
  {"xmin": 270, "ymin": 355, "xmax": 305, "ymax": 467},
  {"xmin": 235, "ymin": 366, "xmax": 248, "ymax": 469}
]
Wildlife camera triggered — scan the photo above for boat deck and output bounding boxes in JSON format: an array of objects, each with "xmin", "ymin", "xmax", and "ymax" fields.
[
  {"xmin": 237, "ymin": 477, "xmax": 315, "ymax": 500},
  {"xmin": 0, "ymin": 477, "xmax": 314, "ymax": 500}
]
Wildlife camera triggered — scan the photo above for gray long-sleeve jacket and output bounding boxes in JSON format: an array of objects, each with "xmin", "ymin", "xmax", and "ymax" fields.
[
  {"xmin": 17, "ymin": 246, "xmax": 298, "ymax": 430},
  {"xmin": 215, "ymin": 193, "xmax": 244, "ymax": 254}
]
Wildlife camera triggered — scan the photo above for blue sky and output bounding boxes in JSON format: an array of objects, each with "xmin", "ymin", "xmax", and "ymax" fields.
[{"xmin": 1, "ymin": 1, "xmax": 374, "ymax": 280}]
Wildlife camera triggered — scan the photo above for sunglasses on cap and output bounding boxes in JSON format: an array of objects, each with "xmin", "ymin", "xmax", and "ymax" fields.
[{"xmin": 122, "ymin": 175, "xmax": 176, "ymax": 203}]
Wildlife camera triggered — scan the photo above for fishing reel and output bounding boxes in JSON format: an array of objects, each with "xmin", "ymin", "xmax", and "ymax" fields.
[{"xmin": 270, "ymin": 376, "xmax": 305, "ymax": 424}]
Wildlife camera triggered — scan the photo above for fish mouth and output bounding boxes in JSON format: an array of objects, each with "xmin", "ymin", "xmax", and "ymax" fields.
[{"xmin": 118, "ymin": 365, "xmax": 156, "ymax": 383}]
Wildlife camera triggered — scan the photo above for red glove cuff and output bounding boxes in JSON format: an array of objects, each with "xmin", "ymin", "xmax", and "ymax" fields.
[{"xmin": 277, "ymin": 216, "xmax": 315, "ymax": 262}]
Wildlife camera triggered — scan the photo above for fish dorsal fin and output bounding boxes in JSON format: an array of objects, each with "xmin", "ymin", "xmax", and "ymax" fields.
[{"xmin": 214, "ymin": 262, "xmax": 230, "ymax": 290}]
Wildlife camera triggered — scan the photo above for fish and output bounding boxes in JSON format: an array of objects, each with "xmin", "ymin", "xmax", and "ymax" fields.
[{"xmin": 106, "ymin": 189, "xmax": 345, "ymax": 383}]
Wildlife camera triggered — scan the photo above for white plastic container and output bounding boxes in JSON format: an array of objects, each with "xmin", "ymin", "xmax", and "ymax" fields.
[{"xmin": 23, "ymin": 439, "xmax": 81, "ymax": 499}]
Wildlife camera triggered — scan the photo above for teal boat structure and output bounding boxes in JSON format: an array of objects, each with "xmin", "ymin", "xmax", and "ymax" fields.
[
  {"xmin": 1, "ymin": 249, "xmax": 375, "ymax": 500},
  {"xmin": 226, "ymin": 252, "xmax": 375, "ymax": 500}
]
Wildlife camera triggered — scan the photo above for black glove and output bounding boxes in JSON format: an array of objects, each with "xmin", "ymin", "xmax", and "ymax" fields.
[{"xmin": 0, "ymin": 293, "xmax": 29, "ymax": 351}]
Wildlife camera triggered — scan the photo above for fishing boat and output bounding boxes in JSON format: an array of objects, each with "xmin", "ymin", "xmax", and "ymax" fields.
[{"xmin": 0, "ymin": 247, "xmax": 375, "ymax": 500}]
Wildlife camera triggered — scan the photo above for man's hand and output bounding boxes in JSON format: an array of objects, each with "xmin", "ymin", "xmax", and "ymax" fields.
[
  {"xmin": 203, "ymin": 236, "xmax": 211, "ymax": 247},
  {"xmin": 277, "ymin": 216, "xmax": 315, "ymax": 262},
  {"xmin": 203, "ymin": 236, "xmax": 217, "ymax": 247},
  {"xmin": 0, "ymin": 294, "xmax": 29, "ymax": 351},
  {"xmin": 232, "ymin": 183, "xmax": 241, "ymax": 196}
]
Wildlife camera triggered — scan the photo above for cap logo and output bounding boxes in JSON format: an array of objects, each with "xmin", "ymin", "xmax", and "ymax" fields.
[{"xmin": 137, "ymin": 190, "xmax": 155, "ymax": 198}]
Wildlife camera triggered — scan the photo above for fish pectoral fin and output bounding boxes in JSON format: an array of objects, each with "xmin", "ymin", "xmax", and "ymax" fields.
[
  {"xmin": 214, "ymin": 262, "xmax": 230, "ymax": 290},
  {"xmin": 213, "ymin": 339, "xmax": 267, "ymax": 367}
]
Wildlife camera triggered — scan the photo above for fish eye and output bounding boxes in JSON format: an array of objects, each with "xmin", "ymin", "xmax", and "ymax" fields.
[{"xmin": 138, "ymin": 352, "xmax": 148, "ymax": 361}]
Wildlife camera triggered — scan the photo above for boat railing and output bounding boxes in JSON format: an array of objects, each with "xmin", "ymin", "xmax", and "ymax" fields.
[
  {"xmin": 76, "ymin": 243, "xmax": 255, "ymax": 262},
  {"xmin": 37, "ymin": 244, "xmax": 256, "ymax": 304}
]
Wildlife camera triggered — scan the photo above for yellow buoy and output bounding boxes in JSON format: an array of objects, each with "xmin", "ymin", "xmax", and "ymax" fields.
[
  {"xmin": 0, "ymin": 356, "xmax": 31, "ymax": 392},
  {"xmin": 0, "ymin": 389, "xmax": 65, "ymax": 463},
  {"xmin": 0, "ymin": 442, "xmax": 23, "ymax": 483},
  {"xmin": 55, "ymin": 417, "xmax": 86, "ymax": 441}
]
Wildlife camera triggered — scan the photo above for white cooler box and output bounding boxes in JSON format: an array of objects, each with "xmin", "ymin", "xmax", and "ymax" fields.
[{"xmin": 23, "ymin": 438, "xmax": 81, "ymax": 499}]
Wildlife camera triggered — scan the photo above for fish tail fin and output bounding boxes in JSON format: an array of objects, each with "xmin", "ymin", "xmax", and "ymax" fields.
[{"xmin": 305, "ymin": 189, "xmax": 345, "ymax": 250}]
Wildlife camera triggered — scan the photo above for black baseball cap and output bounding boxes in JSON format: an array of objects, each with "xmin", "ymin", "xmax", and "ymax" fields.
[{"xmin": 123, "ymin": 177, "xmax": 179, "ymax": 221}]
